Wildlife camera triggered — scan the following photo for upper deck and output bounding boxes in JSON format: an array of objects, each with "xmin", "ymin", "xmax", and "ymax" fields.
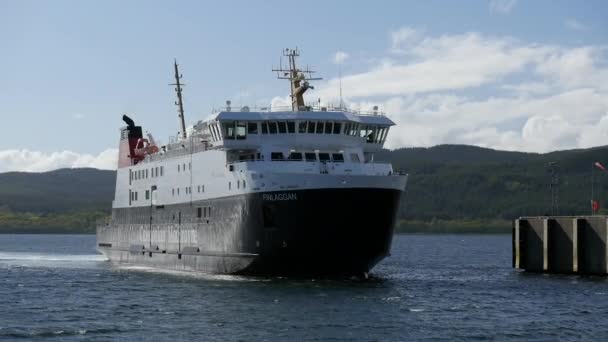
[{"xmin": 185, "ymin": 106, "xmax": 395, "ymax": 153}]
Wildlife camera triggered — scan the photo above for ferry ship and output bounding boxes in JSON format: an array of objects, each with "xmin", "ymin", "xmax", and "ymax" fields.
[{"xmin": 96, "ymin": 49, "xmax": 408, "ymax": 276}]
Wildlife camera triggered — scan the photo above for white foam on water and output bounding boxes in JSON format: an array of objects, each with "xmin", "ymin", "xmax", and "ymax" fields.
[
  {"xmin": 113, "ymin": 264, "xmax": 266, "ymax": 282},
  {"xmin": 0, "ymin": 252, "xmax": 107, "ymax": 262}
]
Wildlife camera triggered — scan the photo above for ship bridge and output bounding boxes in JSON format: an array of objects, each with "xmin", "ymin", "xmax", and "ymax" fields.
[{"xmin": 200, "ymin": 108, "xmax": 394, "ymax": 152}]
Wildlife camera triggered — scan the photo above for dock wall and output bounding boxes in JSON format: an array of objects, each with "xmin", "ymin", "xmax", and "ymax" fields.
[{"xmin": 513, "ymin": 216, "xmax": 608, "ymax": 275}]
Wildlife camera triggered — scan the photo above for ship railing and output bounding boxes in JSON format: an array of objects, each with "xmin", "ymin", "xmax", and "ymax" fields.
[
  {"xmin": 211, "ymin": 104, "xmax": 385, "ymax": 116},
  {"xmin": 226, "ymin": 159, "xmax": 399, "ymax": 175}
]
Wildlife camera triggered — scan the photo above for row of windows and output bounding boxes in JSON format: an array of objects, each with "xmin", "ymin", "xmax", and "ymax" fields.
[
  {"xmin": 177, "ymin": 162, "xmax": 191, "ymax": 172},
  {"xmin": 228, "ymin": 180, "xmax": 246, "ymax": 190},
  {"xmin": 212, "ymin": 121, "xmax": 389, "ymax": 144},
  {"xmin": 172, "ymin": 185, "xmax": 206, "ymax": 196},
  {"xmin": 269, "ymin": 151, "xmax": 357, "ymax": 163},
  {"xmin": 130, "ymin": 166, "xmax": 164, "ymax": 183},
  {"xmin": 196, "ymin": 206, "xmax": 212, "ymax": 218},
  {"xmin": 129, "ymin": 189, "xmax": 152, "ymax": 204}
]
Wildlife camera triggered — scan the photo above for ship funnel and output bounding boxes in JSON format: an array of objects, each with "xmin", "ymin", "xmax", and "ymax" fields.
[{"xmin": 123, "ymin": 115, "xmax": 135, "ymax": 127}]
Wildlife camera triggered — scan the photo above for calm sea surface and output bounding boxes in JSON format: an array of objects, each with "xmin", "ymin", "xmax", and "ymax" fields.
[{"xmin": 1, "ymin": 234, "xmax": 607, "ymax": 341}]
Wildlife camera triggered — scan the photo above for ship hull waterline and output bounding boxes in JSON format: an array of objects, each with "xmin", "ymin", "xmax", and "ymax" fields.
[{"xmin": 97, "ymin": 187, "xmax": 403, "ymax": 276}]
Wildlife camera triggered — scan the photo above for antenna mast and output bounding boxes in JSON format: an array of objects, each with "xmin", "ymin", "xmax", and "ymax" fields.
[
  {"xmin": 171, "ymin": 59, "xmax": 187, "ymax": 139},
  {"xmin": 272, "ymin": 48, "xmax": 322, "ymax": 111},
  {"xmin": 339, "ymin": 61, "xmax": 344, "ymax": 109}
]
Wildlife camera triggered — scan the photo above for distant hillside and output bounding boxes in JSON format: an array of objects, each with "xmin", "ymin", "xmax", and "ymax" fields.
[
  {"xmin": 2, "ymin": 144, "xmax": 608, "ymax": 233},
  {"xmin": 0, "ymin": 168, "xmax": 115, "ymax": 233},
  {"xmin": 389, "ymin": 144, "xmax": 608, "ymax": 222},
  {"xmin": 0, "ymin": 168, "xmax": 115, "ymax": 213}
]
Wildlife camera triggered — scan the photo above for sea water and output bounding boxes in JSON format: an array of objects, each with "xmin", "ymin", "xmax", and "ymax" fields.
[{"xmin": 1, "ymin": 234, "xmax": 607, "ymax": 341}]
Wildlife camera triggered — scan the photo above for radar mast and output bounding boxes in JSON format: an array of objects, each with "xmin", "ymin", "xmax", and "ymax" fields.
[
  {"xmin": 171, "ymin": 59, "xmax": 187, "ymax": 139},
  {"xmin": 272, "ymin": 48, "xmax": 322, "ymax": 111}
]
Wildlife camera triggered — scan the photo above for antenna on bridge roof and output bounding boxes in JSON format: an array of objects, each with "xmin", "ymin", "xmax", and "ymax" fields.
[{"xmin": 272, "ymin": 48, "xmax": 322, "ymax": 112}]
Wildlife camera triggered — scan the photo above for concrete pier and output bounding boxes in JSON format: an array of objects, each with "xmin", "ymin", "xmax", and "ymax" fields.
[{"xmin": 513, "ymin": 216, "xmax": 608, "ymax": 275}]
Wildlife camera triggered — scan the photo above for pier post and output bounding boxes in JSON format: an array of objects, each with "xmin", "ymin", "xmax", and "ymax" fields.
[
  {"xmin": 547, "ymin": 218, "xmax": 577, "ymax": 274},
  {"xmin": 578, "ymin": 216, "xmax": 608, "ymax": 275},
  {"xmin": 513, "ymin": 219, "xmax": 521, "ymax": 269},
  {"xmin": 543, "ymin": 218, "xmax": 548, "ymax": 272}
]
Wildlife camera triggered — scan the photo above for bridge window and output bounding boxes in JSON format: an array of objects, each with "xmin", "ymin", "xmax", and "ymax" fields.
[
  {"xmin": 197, "ymin": 207, "xmax": 202, "ymax": 218},
  {"xmin": 271, "ymin": 152, "xmax": 284, "ymax": 161},
  {"xmin": 236, "ymin": 122, "xmax": 247, "ymax": 139},
  {"xmin": 261, "ymin": 122, "xmax": 268, "ymax": 134},
  {"xmin": 288, "ymin": 152, "xmax": 302, "ymax": 161},
  {"xmin": 359, "ymin": 125, "xmax": 368, "ymax": 138},
  {"xmin": 247, "ymin": 122, "xmax": 258, "ymax": 134},
  {"xmin": 160, "ymin": 166, "xmax": 164, "ymax": 176},
  {"xmin": 307, "ymin": 121, "xmax": 315, "ymax": 133},
  {"xmin": 213, "ymin": 124, "xmax": 221, "ymax": 140},
  {"xmin": 269, "ymin": 122, "xmax": 278, "ymax": 134},
  {"xmin": 316, "ymin": 122, "xmax": 324, "ymax": 134},
  {"xmin": 278, "ymin": 121, "xmax": 287, "ymax": 134},
  {"xmin": 333, "ymin": 122, "xmax": 342, "ymax": 134},
  {"xmin": 298, "ymin": 121, "xmax": 307, "ymax": 133},
  {"xmin": 324, "ymin": 122, "xmax": 333, "ymax": 134},
  {"xmin": 350, "ymin": 153, "xmax": 360, "ymax": 163},
  {"xmin": 319, "ymin": 153, "xmax": 330, "ymax": 162},
  {"xmin": 380, "ymin": 127, "xmax": 389, "ymax": 143},
  {"xmin": 222, "ymin": 121, "xmax": 236, "ymax": 139},
  {"xmin": 367, "ymin": 127, "xmax": 377, "ymax": 143},
  {"xmin": 305, "ymin": 152, "xmax": 316, "ymax": 161},
  {"xmin": 287, "ymin": 121, "xmax": 295, "ymax": 133},
  {"xmin": 332, "ymin": 153, "xmax": 344, "ymax": 162}
]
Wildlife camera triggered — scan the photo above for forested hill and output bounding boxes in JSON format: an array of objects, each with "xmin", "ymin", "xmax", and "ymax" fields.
[
  {"xmin": 2, "ymin": 144, "xmax": 608, "ymax": 233},
  {"xmin": 381, "ymin": 145, "xmax": 608, "ymax": 222}
]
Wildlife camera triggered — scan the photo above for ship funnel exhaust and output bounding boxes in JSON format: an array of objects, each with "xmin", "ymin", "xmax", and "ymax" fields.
[{"xmin": 122, "ymin": 115, "xmax": 135, "ymax": 127}]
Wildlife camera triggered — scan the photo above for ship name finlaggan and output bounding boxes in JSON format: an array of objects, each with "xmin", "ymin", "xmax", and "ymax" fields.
[
  {"xmin": 262, "ymin": 193, "xmax": 297, "ymax": 201},
  {"xmin": 96, "ymin": 48, "xmax": 408, "ymax": 276}
]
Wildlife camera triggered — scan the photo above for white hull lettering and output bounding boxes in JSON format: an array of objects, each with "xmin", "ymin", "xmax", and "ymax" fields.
[{"xmin": 263, "ymin": 193, "xmax": 297, "ymax": 201}]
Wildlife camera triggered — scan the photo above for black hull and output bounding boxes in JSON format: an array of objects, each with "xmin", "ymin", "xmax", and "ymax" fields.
[{"xmin": 97, "ymin": 187, "xmax": 403, "ymax": 276}]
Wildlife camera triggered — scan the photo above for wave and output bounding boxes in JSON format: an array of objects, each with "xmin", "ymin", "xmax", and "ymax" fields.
[
  {"xmin": 0, "ymin": 252, "xmax": 107, "ymax": 262},
  {"xmin": 114, "ymin": 264, "xmax": 266, "ymax": 282}
]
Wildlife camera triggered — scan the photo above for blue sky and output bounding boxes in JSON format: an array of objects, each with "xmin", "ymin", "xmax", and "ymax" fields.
[{"xmin": 1, "ymin": 0, "xmax": 607, "ymax": 171}]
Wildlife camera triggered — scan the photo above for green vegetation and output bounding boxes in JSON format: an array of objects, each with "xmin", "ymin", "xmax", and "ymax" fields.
[
  {"xmin": 2, "ymin": 144, "xmax": 608, "ymax": 234},
  {"xmin": 0, "ymin": 168, "xmax": 114, "ymax": 233},
  {"xmin": 0, "ymin": 210, "xmax": 107, "ymax": 234}
]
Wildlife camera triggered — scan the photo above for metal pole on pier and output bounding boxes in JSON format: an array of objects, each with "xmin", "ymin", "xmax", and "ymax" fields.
[{"xmin": 591, "ymin": 162, "xmax": 595, "ymax": 216}]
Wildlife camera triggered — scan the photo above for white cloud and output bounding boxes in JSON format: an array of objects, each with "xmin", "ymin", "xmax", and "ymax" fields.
[
  {"xmin": 302, "ymin": 27, "xmax": 608, "ymax": 153},
  {"xmin": 0, "ymin": 148, "xmax": 118, "ymax": 173},
  {"xmin": 390, "ymin": 27, "xmax": 423, "ymax": 52},
  {"xmin": 316, "ymin": 32, "xmax": 554, "ymax": 99},
  {"xmin": 333, "ymin": 51, "xmax": 349, "ymax": 64},
  {"xmin": 565, "ymin": 19, "xmax": 587, "ymax": 31},
  {"xmin": 489, "ymin": 0, "xmax": 517, "ymax": 14}
]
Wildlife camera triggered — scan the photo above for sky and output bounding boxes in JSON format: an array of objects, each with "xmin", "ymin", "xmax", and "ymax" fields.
[{"xmin": 1, "ymin": 0, "xmax": 607, "ymax": 172}]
